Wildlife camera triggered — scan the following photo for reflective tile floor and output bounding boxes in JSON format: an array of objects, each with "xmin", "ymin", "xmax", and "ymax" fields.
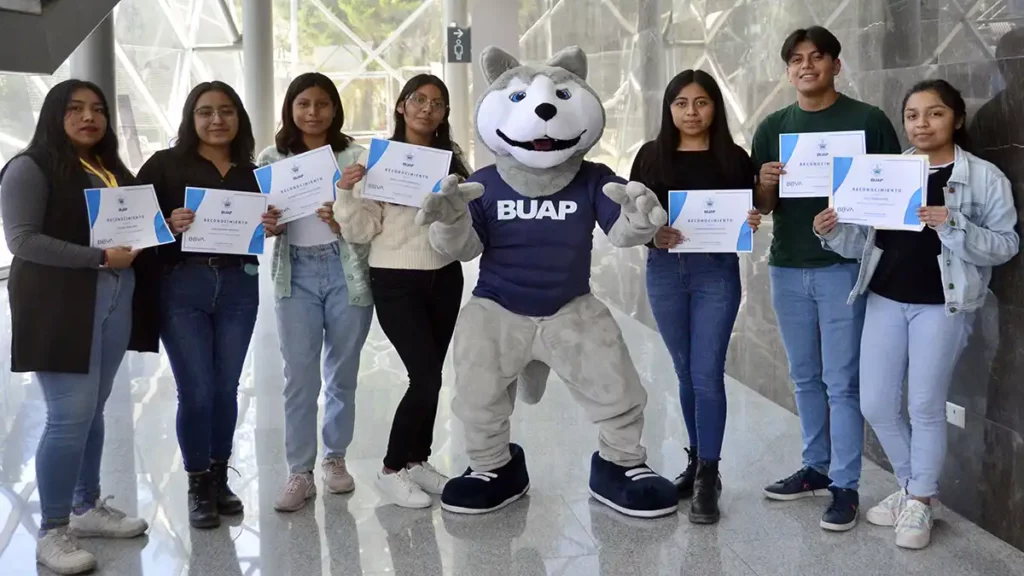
[{"xmin": 2, "ymin": 262, "xmax": 1024, "ymax": 575}]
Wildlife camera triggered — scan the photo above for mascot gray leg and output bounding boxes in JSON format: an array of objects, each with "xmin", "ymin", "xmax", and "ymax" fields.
[{"xmin": 515, "ymin": 360, "xmax": 551, "ymax": 405}]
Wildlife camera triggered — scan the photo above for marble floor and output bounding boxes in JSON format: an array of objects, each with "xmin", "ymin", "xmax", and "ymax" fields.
[{"xmin": 1, "ymin": 262, "xmax": 1023, "ymax": 576}]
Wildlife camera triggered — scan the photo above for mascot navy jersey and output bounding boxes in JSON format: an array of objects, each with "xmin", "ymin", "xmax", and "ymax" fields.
[{"xmin": 467, "ymin": 162, "xmax": 625, "ymax": 317}]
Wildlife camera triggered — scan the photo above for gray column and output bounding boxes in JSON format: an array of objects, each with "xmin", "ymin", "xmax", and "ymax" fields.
[
  {"xmin": 444, "ymin": 0, "xmax": 471, "ymax": 163},
  {"xmin": 243, "ymin": 0, "xmax": 274, "ymax": 150},
  {"xmin": 470, "ymin": 0, "xmax": 520, "ymax": 167},
  {"xmin": 636, "ymin": 0, "xmax": 663, "ymax": 141},
  {"xmin": 70, "ymin": 14, "xmax": 117, "ymax": 128}
]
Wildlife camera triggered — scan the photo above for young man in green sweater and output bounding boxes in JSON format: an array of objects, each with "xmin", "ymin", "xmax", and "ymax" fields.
[{"xmin": 751, "ymin": 26, "xmax": 902, "ymax": 532}]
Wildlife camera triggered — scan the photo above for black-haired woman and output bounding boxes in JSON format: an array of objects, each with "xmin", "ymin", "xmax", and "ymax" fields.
[
  {"xmin": 137, "ymin": 81, "xmax": 279, "ymax": 529},
  {"xmin": 817, "ymin": 79, "xmax": 1018, "ymax": 549},
  {"xmin": 630, "ymin": 70, "xmax": 760, "ymax": 524},
  {"xmin": 1, "ymin": 79, "xmax": 154, "ymax": 575},
  {"xmin": 257, "ymin": 73, "xmax": 374, "ymax": 513},
  {"xmin": 334, "ymin": 74, "xmax": 470, "ymax": 508}
]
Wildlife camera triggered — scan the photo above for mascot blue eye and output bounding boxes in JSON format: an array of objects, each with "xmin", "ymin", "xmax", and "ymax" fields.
[
  {"xmin": 556, "ymin": 88, "xmax": 572, "ymax": 100},
  {"xmin": 509, "ymin": 91, "xmax": 527, "ymax": 103}
]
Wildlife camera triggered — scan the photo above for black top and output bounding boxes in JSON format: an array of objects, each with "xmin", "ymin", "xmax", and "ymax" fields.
[
  {"xmin": 137, "ymin": 148, "xmax": 261, "ymax": 266},
  {"xmin": 869, "ymin": 163, "xmax": 954, "ymax": 305}
]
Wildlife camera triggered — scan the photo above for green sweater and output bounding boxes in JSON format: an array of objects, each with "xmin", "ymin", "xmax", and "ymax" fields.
[
  {"xmin": 256, "ymin": 144, "xmax": 372, "ymax": 306},
  {"xmin": 751, "ymin": 93, "xmax": 902, "ymax": 268}
]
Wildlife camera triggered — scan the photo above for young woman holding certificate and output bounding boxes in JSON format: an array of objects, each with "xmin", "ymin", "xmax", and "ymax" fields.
[
  {"xmin": 334, "ymin": 75, "xmax": 471, "ymax": 508},
  {"xmin": 0, "ymin": 80, "xmax": 153, "ymax": 575},
  {"xmin": 256, "ymin": 73, "xmax": 374, "ymax": 513},
  {"xmin": 629, "ymin": 70, "xmax": 759, "ymax": 524},
  {"xmin": 138, "ymin": 82, "xmax": 279, "ymax": 529},
  {"xmin": 815, "ymin": 80, "xmax": 1019, "ymax": 549}
]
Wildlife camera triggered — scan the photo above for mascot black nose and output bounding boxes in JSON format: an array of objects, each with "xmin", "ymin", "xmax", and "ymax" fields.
[{"xmin": 534, "ymin": 103, "xmax": 558, "ymax": 121}]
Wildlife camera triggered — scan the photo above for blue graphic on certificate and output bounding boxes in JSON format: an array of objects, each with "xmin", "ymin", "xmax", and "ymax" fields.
[
  {"xmin": 181, "ymin": 187, "xmax": 269, "ymax": 255},
  {"xmin": 84, "ymin": 185, "xmax": 175, "ymax": 250},
  {"xmin": 668, "ymin": 189, "xmax": 753, "ymax": 253},
  {"xmin": 779, "ymin": 130, "xmax": 865, "ymax": 198},
  {"xmin": 360, "ymin": 138, "xmax": 453, "ymax": 208},
  {"xmin": 831, "ymin": 155, "xmax": 928, "ymax": 232},
  {"xmin": 253, "ymin": 144, "xmax": 340, "ymax": 224}
]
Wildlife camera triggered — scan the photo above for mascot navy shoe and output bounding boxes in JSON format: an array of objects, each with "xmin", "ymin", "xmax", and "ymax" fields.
[
  {"xmin": 588, "ymin": 452, "xmax": 678, "ymax": 518},
  {"xmin": 442, "ymin": 443, "xmax": 530, "ymax": 515}
]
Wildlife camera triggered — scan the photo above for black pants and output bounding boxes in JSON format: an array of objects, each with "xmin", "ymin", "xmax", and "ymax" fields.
[{"xmin": 371, "ymin": 262, "xmax": 463, "ymax": 471}]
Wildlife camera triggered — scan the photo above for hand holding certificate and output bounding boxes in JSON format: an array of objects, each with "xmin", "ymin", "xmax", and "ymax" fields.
[
  {"xmin": 254, "ymin": 145, "xmax": 340, "ymax": 224},
  {"xmin": 668, "ymin": 189, "xmax": 753, "ymax": 253},
  {"xmin": 181, "ymin": 187, "xmax": 269, "ymax": 255},
  {"xmin": 359, "ymin": 138, "xmax": 453, "ymax": 208},
  {"xmin": 779, "ymin": 131, "xmax": 866, "ymax": 198},
  {"xmin": 831, "ymin": 155, "xmax": 928, "ymax": 231},
  {"xmin": 84, "ymin": 185, "xmax": 175, "ymax": 250}
]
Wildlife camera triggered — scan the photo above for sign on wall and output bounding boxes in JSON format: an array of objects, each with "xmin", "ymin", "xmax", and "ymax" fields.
[{"xmin": 447, "ymin": 25, "xmax": 471, "ymax": 63}]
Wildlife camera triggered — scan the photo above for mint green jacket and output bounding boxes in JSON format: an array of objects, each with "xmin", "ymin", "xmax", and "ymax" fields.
[{"xmin": 256, "ymin": 144, "xmax": 372, "ymax": 306}]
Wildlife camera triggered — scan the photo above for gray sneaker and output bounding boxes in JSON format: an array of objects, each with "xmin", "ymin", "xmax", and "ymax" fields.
[
  {"xmin": 274, "ymin": 473, "xmax": 316, "ymax": 512},
  {"xmin": 323, "ymin": 458, "xmax": 356, "ymax": 494}
]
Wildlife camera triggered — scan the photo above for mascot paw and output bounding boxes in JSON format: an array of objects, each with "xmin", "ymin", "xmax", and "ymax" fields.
[
  {"xmin": 515, "ymin": 360, "xmax": 551, "ymax": 405},
  {"xmin": 588, "ymin": 452, "xmax": 678, "ymax": 518},
  {"xmin": 415, "ymin": 175, "xmax": 485, "ymax": 226},
  {"xmin": 442, "ymin": 443, "xmax": 530, "ymax": 515},
  {"xmin": 602, "ymin": 181, "xmax": 669, "ymax": 228}
]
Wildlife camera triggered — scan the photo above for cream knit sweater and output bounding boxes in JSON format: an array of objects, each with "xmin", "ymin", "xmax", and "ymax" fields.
[{"xmin": 333, "ymin": 149, "xmax": 455, "ymax": 270}]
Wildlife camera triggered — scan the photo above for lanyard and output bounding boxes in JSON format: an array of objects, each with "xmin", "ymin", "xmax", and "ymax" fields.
[{"xmin": 80, "ymin": 159, "xmax": 119, "ymax": 188}]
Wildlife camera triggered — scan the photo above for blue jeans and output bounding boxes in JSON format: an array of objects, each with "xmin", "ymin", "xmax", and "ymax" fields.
[
  {"xmin": 36, "ymin": 270, "xmax": 134, "ymax": 528},
  {"xmin": 276, "ymin": 243, "xmax": 373, "ymax": 473},
  {"xmin": 161, "ymin": 263, "xmax": 259, "ymax": 473},
  {"xmin": 646, "ymin": 251, "xmax": 741, "ymax": 461},
  {"xmin": 769, "ymin": 263, "xmax": 865, "ymax": 490},
  {"xmin": 860, "ymin": 292, "xmax": 973, "ymax": 497}
]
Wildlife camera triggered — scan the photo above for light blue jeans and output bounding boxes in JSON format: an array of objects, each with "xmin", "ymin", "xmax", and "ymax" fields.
[
  {"xmin": 276, "ymin": 242, "xmax": 373, "ymax": 474},
  {"xmin": 769, "ymin": 263, "xmax": 865, "ymax": 490},
  {"xmin": 859, "ymin": 292, "xmax": 973, "ymax": 498},
  {"xmin": 36, "ymin": 270, "xmax": 134, "ymax": 529}
]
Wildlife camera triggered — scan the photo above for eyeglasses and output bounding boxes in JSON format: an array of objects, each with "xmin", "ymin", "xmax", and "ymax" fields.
[
  {"xmin": 405, "ymin": 93, "xmax": 447, "ymax": 115},
  {"xmin": 194, "ymin": 106, "xmax": 238, "ymax": 120}
]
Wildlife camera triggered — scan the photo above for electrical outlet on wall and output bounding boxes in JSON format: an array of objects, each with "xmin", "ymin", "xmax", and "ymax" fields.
[{"xmin": 946, "ymin": 402, "xmax": 966, "ymax": 428}]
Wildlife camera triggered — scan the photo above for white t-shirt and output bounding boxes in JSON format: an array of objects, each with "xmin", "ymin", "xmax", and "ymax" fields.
[{"xmin": 288, "ymin": 213, "xmax": 338, "ymax": 247}]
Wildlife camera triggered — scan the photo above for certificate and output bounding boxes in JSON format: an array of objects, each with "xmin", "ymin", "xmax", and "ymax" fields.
[
  {"xmin": 84, "ymin": 185, "xmax": 175, "ymax": 250},
  {"xmin": 359, "ymin": 138, "xmax": 453, "ymax": 208},
  {"xmin": 779, "ymin": 130, "xmax": 866, "ymax": 198},
  {"xmin": 668, "ymin": 189, "xmax": 753, "ymax": 253},
  {"xmin": 831, "ymin": 155, "xmax": 928, "ymax": 232},
  {"xmin": 253, "ymin": 145, "xmax": 339, "ymax": 224},
  {"xmin": 181, "ymin": 187, "xmax": 269, "ymax": 255}
]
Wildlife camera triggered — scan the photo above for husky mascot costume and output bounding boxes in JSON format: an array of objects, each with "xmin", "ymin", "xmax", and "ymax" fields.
[{"xmin": 415, "ymin": 45, "xmax": 678, "ymax": 519}]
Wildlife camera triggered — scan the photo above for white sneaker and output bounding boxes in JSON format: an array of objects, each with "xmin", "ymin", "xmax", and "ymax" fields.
[
  {"xmin": 68, "ymin": 496, "xmax": 149, "ymax": 538},
  {"xmin": 37, "ymin": 526, "xmax": 97, "ymax": 575},
  {"xmin": 895, "ymin": 499, "xmax": 933, "ymax": 549},
  {"xmin": 275, "ymin": 473, "xmax": 317, "ymax": 512},
  {"xmin": 375, "ymin": 469, "xmax": 432, "ymax": 508},
  {"xmin": 407, "ymin": 462, "xmax": 449, "ymax": 495},
  {"xmin": 866, "ymin": 489, "xmax": 907, "ymax": 527}
]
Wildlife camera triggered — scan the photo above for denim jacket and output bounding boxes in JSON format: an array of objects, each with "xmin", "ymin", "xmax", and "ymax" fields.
[
  {"xmin": 819, "ymin": 145, "xmax": 1018, "ymax": 315},
  {"xmin": 256, "ymin": 145, "xmax": 373, "ymax": 306}
]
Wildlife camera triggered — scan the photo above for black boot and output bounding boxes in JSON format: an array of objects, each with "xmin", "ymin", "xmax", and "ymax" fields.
[
  {"xmin": 188, "ymin": 472, "xmax": 220, "ymax": 529},
  {"xmin": 688, "ymin": 459, "xmax": 722, "ymax": 525},
  {"xmin": 674, "ymin": 448, "xmax": 698, "ymax": 498},
  {"xmin": 210, "ymin": 460, "xmax": 244, "ymax": 516}
]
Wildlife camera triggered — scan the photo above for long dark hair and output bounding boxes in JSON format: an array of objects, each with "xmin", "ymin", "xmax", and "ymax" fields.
[
  {"xmin": 391, "ymin": 74, "xmax": 470, "ymax": 178},
  {"xmin": 4, "ymin": 79, "xmax": 131, "ymax": 191},
  {"xmin": 173, "ymin": 81, "xmax": 255, "ymax": 164},
  {"xmin": 275, "ymin": 72, "xmax": 353, "ymax": 155},
  {"xmin": 902, "ymin": 79, "xmax": 971, "ymax": 152},
  {"xmin": 651, "ymin": 70, "xmax": 741, "ymax": 183}
]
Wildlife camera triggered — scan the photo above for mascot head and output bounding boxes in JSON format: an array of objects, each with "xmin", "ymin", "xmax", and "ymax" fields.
[{"xmin": 476, "ymin": 46, "xmax": 605, "ymax": 197}]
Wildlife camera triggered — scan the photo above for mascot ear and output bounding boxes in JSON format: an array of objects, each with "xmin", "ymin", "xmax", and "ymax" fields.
[
  {"xmin": 546, "ymin": 45, "xmax": 587, "ymax": 80},
  {"xmin": 481, "ymin": 46, "xmax": 522, "ymax": 84}
]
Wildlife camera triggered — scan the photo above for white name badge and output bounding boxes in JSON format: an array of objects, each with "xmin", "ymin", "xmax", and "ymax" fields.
[
  {"xmin": 831, "ymin": 155, "xmax": 929, "ymax": 232},
  {"xmin": 181, "ymin": 187, "xmax": 269, "ymax": 255},
  {"xmin": 84, "ymin": 185, "xmax": 175, "ymax": 250},
  {"xmin": 359, "ymin": 138, "xmax": 453, "ymax": 208},
  {"xmin": 779, "ymin": 130, "xmax": 866, "ymax": 198},
  {"xmin": 253, "ymin": 145, "xmax": 339, "ymax": 225},
  {"xmin": 668, "ymin": 189, "xmax": 753, "ymax": 253}
]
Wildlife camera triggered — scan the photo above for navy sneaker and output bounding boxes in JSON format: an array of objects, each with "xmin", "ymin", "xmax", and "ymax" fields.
[
  {"xmin": 763, "ymin": 467, "xmax": 832, "ymax": 501},
  {"xmin": 821, "ymin": 487, "xmax": 859, "ymax": 532},
  {"xmin": 588, "ymin": 452, "xmax": 678, "ymax": 519},
  {"xmin": 441, "ymin": 443, "xmax": 529, "ymax": 515}
]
